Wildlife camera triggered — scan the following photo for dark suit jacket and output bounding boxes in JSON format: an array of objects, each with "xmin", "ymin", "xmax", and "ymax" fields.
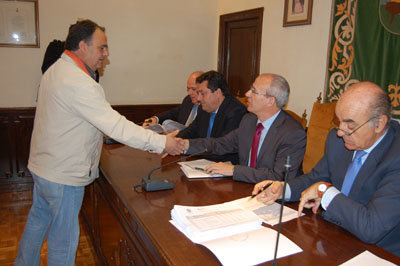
[
  {"xmin": 288, "ymin": 121, "xmax": 400, "ymax": 256},
  {"xmin": 187, "ymin": 111, "xmax": 307, "ymax": 183},
  {"xmin": 179, "ymin": 94, "xmax": 247, "ymax": 163},
  {"xmin": 156, "ymin": 95, "xmax": 194, "ymax": 125}
]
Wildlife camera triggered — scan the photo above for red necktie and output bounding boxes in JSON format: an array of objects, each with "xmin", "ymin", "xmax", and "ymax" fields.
[{"xmin": 250, "ymin": 123, "xmax": 264, "ymax": 168}]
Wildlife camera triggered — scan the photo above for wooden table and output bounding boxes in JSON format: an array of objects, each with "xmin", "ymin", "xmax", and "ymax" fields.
[{"xmin": 81, "ymin": 144, "xmax": 400, "ymax": 265}]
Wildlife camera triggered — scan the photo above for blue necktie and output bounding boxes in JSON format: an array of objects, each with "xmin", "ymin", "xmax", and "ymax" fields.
[
  {"xmin": 341, "ymin": 150, "xmax": 367, "ymax": 196},
  {"xmin": 207, "ymin": 113, "xmax": 216, "ymax": 138}
]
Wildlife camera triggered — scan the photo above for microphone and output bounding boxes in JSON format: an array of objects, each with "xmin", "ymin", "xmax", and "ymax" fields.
[
  {"xmin": 273, "ymin": 156, "xmax": 291, "ymax": 266},
  {"xmin": 138, "ymin": 149, "xmax": 209, "ymax": 192}
]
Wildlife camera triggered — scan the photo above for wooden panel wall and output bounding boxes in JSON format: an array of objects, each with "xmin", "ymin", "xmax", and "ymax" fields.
[{"xmin": 0, "ymin": 104, "xmax": 177, "ymax": 192}]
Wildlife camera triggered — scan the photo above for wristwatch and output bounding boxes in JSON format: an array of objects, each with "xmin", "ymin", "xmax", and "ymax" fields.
[{"xmin": 318, "ymin": 182, "xmax": 332, "ymax": 198}]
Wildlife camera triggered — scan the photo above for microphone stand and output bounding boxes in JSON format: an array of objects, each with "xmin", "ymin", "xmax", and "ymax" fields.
[
  {"xmin": 273, "ymin": 156, "xmax": 291, "ymax": 266},
  {"xmin": 137, "ymin": 149, "xmax": 208, "ymax": 192}
]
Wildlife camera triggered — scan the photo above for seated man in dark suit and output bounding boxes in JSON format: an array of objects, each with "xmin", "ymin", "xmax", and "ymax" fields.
[
  {"xmin": 253, "ymin": 82, "xmax": 400, "ymax": 256},
  {"xmin": 182, "ymin": 73, "xmax": 306, "ymax": 183},
  {"xmin": 178, "ymin": 71, "xmax": 247, "ymax": 163},
  {"xmin": 143, "ymin": 71, "xmax": 204, "ymax": 128}
]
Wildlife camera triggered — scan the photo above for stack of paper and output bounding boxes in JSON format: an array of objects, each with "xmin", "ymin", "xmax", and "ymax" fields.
[
  {"xmin": 170, "ymin": 197, "xmax": 303, "ymax": 265},
  {"xmin": 232, "ymin": 197, "xmax": 303, "ymax": 226},
  {"xmin": 178, "ymin": 159, "xmax": 225, "ymax": 178},
  {"xmin": 171, "ymin": 203, "xmax": 262, "ymax": 243}
]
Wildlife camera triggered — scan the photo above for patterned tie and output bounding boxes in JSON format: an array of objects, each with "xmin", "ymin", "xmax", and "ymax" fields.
[
  {"xmin": 185, "ymin": 104, "xmax": 199, "ymax": 126},
  {"xmin": 250, "ymin": 123, "xmax": 264, "ymax": 168},
  {"xmin": 341, "ymin": 150, "xmax": 367, "ymax": 196},
  {"xmin": 206, "ymin": 113, "xmax": 216, "ymax": 138}
]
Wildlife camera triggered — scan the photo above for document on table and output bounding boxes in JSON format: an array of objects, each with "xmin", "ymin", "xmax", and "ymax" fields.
[
  {"xmin": 232, "ymin": 196, "xmax": 303, "ymax": 226},
  {"xmin": 170, "ymin": 196, "xmax": 302, "ymax": 265},
  {"xmin": 178, "ymin": 159, "xmax": 227, "ymax": 178},
  {"xmin": 201, "ymin": 227, "xmax": 302, "ymax": 266},
  {"xmin": 340, "ymin": 251, "xmax": 397, "ymax": 266}
]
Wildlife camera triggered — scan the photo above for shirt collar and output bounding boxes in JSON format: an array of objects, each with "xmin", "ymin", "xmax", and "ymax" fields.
[
  {"xmin": 257, "ymin": 110, "xmax": 281, "ymax": 129},
  {"xmin": 362, "ymin": 129, "xmax": 388, "ymax": 155}
]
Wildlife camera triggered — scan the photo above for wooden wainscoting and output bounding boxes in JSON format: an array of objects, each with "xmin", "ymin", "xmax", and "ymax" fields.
[{"xmin": 0, "ymin": 104, "xmax": 178, "ymax": 192}]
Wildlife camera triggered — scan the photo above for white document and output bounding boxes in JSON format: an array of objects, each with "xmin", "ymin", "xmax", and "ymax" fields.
[
  {"xmin": 145, "ymin": 119, "xmax": 186, "ymax": 134},
  {"xmin": 170, "ymin": 196, "xmax": 303, "ymax": 265},
  {"xmin": 232, "ymin": 197, "xmax": 303, "ymax": 226},
  {"xmin": 201, "ymin": 227, "xmax": 302, "ymax": 266},
  {"xmin": 171, "ymin": 203, "xmax": 261, "ymax": 243},
  {"xmin": 340, "ymin": 251, "xmax": 397, "ymax": 266},
  {"xmin": 178, "ymin": 159, "xmax": 226, "ymax": 178}
]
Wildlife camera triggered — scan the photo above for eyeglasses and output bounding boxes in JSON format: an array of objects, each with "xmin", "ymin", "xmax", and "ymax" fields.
[
  {"xmin": 330, "ymin": 117, "xmax": 375, "ymax": 136},
  {"xmin": 250, "ymin": 87, "xmax": 273, "ymax": 98}
]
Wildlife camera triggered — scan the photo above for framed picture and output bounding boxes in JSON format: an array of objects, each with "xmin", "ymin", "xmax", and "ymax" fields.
[
  {"xmin": 0, "ymin": 0, "xmax": 39, "ymax": 47},
  {"xmin": 283, "ymin": 0, "xmax": 313, "ymax": 27}
]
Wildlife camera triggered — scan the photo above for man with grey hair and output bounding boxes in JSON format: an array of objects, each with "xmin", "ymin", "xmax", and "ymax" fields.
[
  {"xmin": 182, "ymin": 73, "xmax": 306, "ymax": 183},
  {"xmin": 253, "ymin": 81, "xmax": 400, "ymax": 256}
]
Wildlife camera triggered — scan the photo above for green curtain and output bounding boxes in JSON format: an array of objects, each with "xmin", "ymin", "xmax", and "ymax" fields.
[{"xmin": 326, "ymin": 0, "xmax": 400, "ymax": 118}]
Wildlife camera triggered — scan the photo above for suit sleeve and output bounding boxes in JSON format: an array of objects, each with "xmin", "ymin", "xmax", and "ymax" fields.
[
  {"xmin": 233, "ymin": 128, "xmax": 306, "ymax": 184},
  {"xmin": 187, "ymin": 129, "xmax": 239, "ymax": 154},
  {"xmin": 288, "ymin": 130, "xmax": 340, "ymax": 200}
]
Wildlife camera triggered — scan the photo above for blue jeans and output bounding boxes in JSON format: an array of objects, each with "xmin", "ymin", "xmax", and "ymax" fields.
[{"xmin": 15, "ymin": 172, "xmax": 85, "ymax": 266}]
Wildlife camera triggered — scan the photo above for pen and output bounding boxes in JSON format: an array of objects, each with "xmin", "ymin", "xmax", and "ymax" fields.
[
  {"xmin": 250, "ymin": 182, "xmax": 273, "ymax": 199},
  {"xmin": 194, "ymin": 167, "xmax": 206, "ymax": 172}
]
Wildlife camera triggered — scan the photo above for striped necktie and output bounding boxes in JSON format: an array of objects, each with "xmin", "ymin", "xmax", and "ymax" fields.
[{"xmin": 185, "ymin": 104, "xmax": 199, "ymax": 126}]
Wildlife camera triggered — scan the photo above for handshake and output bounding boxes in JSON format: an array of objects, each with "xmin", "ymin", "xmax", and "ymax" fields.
[{"xmin": 162, "ymin": 130, "xmax": 189, "ymax": 157}]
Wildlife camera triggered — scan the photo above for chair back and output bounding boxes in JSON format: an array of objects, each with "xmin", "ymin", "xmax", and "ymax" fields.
[
  {"xmin": 285, "ymin": 109, "xmax": 307, "ymax": 129},
  {"xmin": 303, "ymin": 101, "xmax": 337, "ymax": 173}
]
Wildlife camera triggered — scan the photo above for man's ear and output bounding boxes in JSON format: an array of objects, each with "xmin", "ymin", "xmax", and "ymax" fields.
[
  {"xmin": 78, "ymin": 40, "xmax": 87, "ymax": 52},
  {"xmin": 267, "ymin": 95, "xmax": 277, "ymax": 106},
  {"xmin": 375, "ymin": 115, "xmax": 388, "ymax": 133}
]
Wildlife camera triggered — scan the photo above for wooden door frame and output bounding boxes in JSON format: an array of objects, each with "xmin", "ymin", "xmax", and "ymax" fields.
[{"xmin": 217, "ymin": 7, "xmax": 264, "ymax": 81}]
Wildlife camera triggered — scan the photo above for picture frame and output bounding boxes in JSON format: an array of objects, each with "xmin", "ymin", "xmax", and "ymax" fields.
[
  {"xmin": 283, "ymin": 0, "xmax": 313, "ymax": 27},
  {"xmin": 0, "ymin": 0, "xmax": 39, "ymax": 47}
]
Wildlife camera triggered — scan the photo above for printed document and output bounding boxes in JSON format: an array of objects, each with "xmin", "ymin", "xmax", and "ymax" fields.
[
  {"xmin": 170, "ymin": 197, "xmax": 302, "ymax": 265},
  {"xmin": 178, "ymin": 159, "xmax": 227, "ymax": 178}
]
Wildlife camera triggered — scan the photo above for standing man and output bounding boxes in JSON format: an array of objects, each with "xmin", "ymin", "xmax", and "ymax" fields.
[
  {"xmin": 178, "ymin": 70, "xmax": 247, "ymax": 163},
  {"xmin": 183, "ymin": 74, "xmax": 306, "ymax": 183},
  {"xmin": 253, "ymin": 82, "xmax": 400, "ymax": 256},
  {"xmin": 15, "ymin": 20, "xmax": 184, "ymax": 265},
  {"xmin": 142, "ymin": 71, "xmax": 204, "ymax": 128}
]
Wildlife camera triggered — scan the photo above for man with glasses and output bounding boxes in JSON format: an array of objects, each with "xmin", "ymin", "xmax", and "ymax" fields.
[
  {"xmin": 253, "ymin": 81, "xmax": 400, "ymax": 256},
  {"xmin": 143, "ymin": 71, "xmax": 204, "ymax": 129},
  {"xmin": 182, "ymin": 73, "xmax": 306, "ymax": 183}
]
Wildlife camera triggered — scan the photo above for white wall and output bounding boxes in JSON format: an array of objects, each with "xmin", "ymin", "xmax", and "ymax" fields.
[
  {"xmin": 1, "ymin": 0, "xmax": 333, "ymax": 118},
  {"xmin": 218, "ymin": 0, "xmax": 333, "ymax": 118},
  {"xmin": 0, "ymin": 0, "xmax": 218, "ymax": 107}
]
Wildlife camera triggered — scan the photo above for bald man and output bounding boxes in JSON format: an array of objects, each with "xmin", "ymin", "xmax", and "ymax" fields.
[
  {"xmin": 143, "ymin": 71, "xmax": 204, "ymax": 128},
  {"xmin": 254, "ymin": 81, "xmax": 400, "ymax": 256}
]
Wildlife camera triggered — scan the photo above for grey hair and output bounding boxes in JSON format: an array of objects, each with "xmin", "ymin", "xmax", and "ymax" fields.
[
  {"xmin": 267, "ymin": 74, "xmax": 290, "ymax": 108},
  {"xmin": 369, "ymin": 88, "xmax": 392, "ymax": 129}
]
